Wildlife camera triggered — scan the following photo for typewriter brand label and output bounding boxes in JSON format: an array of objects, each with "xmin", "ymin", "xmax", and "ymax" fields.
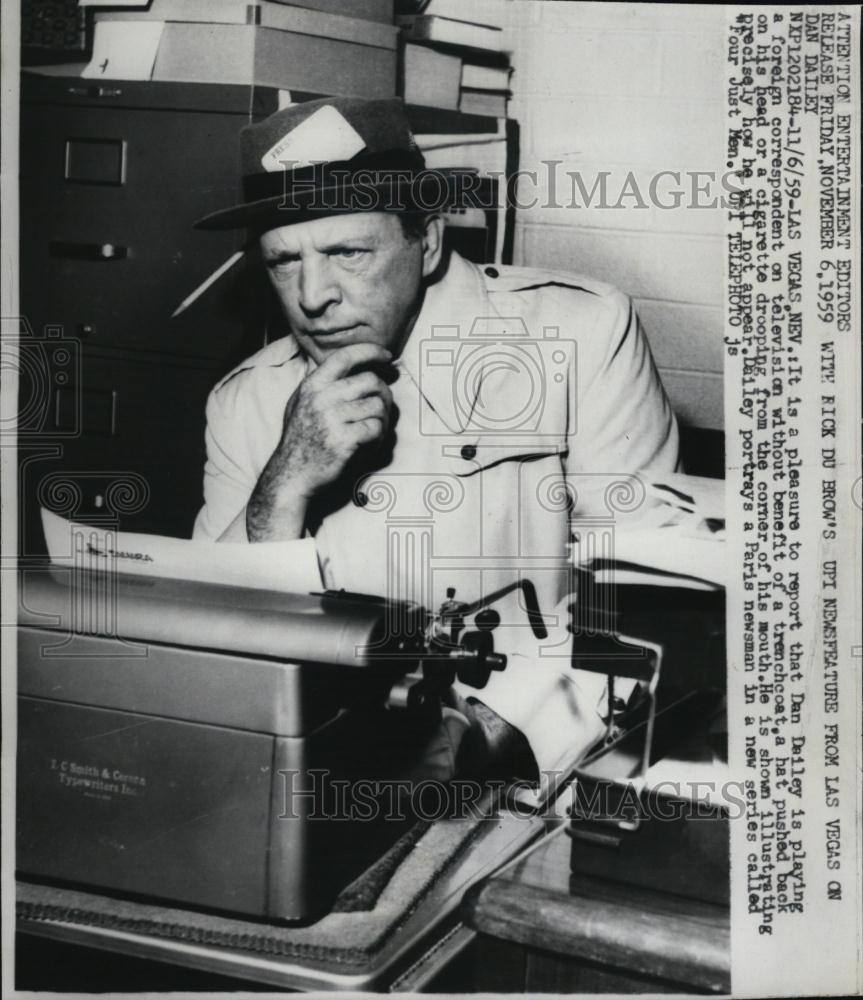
[
  {"xmin": 50, "ymin": 757, "xmax": 148, "ymax": 802},
  {"xmin": 86, "ymin": 541, "xmax": 154, "ymax": 563}
]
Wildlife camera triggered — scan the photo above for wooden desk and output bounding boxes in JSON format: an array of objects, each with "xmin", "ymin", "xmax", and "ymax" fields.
[{"xmin": 464, "ymin": 825, "xmax": 730, "ymax": 994}]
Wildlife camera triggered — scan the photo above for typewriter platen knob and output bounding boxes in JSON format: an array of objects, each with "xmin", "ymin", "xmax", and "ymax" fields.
[
  {"xmin": 474, "ymin": 608, "xmax": 501, "ymax": 632},
  {"xmin": 455, "ymin": 630, "xmax": 506, "ymax": 689}
]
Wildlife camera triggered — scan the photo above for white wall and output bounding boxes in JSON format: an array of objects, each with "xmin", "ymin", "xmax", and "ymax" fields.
[{"xmin": 504, "ymin": 1, "xmax": 726, "ymax": 429}]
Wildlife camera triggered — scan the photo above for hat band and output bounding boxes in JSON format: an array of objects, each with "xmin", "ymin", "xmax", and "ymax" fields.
[{"xmin": 243, "ymin": 148, "xmax": 426, "ymax": 208}]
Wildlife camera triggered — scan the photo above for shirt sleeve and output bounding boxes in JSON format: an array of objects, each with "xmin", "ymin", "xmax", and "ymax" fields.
[
  {"xmin": 192, "ymin": 385, "xmax": 258, "ymax": 541},
  {"xmin": 566, "ymin": 289, "xmax": 681, "ymax": 515}
]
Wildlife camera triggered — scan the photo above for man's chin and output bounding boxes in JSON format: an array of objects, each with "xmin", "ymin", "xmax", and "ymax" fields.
[{"xmin": 304, "ymin": 326, "xmax": 377, "ymax": 356}]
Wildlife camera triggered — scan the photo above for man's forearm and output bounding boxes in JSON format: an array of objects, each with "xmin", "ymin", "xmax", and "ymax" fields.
[{"xmin": 246, "ymin": 452, "xmax": 309, "ymax": 542}]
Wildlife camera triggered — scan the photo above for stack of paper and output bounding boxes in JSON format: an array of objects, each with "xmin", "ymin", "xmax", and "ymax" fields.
[
  {"xmin": 415, "ymin": 116, "xmax": 507, "ymax": 173},
  {"xmin": 459, "ymin": 89, "xmax": 508, "ymax": 117},
  {"xmin": 570, "ymin": 473, "xmax": 726, "ymax": 591},
  {"xmin": 83, "ymin": 0, "xmax": 398, "ymax": 94},
  {"xmin": 397, "ymin": 0, "xmax": 508, "ymax": 29},
  {"xmin": 396, "ymin": 1, "xmax": 510, "ymax": 116},
  {"xmin": 397, "ymin": 14, "xmax": 505, "ymax": 53},
  {"xmin": 460, "ymin": 61, "xmax": 510, "ymax": 117},
  {"xmin": 87, "ymin": 0, "xmax": 393, "ymax": 22}
]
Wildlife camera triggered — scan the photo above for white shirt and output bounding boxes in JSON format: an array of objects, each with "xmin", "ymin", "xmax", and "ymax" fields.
[{"xmin": 194, "ymin": 251, "xmax": 680, "ymax": 770}]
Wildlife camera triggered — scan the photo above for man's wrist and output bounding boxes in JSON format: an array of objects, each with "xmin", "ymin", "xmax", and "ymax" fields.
[{"xmin": 247, "ymin": 465, "xmax": 311, "ymax": 542}]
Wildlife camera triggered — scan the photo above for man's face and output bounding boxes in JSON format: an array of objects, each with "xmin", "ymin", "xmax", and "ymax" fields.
[{"xmin": 260, "ymin": 212, "xmax": 434, "ymax": 364}]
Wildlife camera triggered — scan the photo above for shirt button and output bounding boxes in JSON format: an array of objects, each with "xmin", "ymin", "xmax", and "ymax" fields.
[
  {"xmin": 354, "ymin": 491, "xmax": 369, "ymax": 507},
  {"xmin": 461, "ymin": 444, "xmax": 477, "ymax": 460},
  {"xmin": 484, "ymin": 266, "xmax": 499, "ymax": 278}
]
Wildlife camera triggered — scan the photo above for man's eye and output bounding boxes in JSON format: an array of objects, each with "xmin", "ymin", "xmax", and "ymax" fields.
[{"xmin": 332, "ymin": 248, "xmax": 365, "ymax": 260}]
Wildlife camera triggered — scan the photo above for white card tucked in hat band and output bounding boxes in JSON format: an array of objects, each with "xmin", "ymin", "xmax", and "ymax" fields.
[{"xmin": 261, "ymin": 105, "xmax": 366, "ymax": 173}]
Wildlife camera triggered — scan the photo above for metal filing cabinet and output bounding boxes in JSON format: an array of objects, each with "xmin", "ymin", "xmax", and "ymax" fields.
[
  {"xmin": 17, "ymin": 76, "xmax": 513, "ymax": 554},
  {"xmin": 18, "ymin": 75, "xmax": 279, "ymax": 552}
]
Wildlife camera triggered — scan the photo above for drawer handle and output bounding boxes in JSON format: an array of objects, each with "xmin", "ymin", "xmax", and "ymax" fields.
[
  {"xmin": 66, "ymin": 85, "xmax": 122, "ymax": 99},
  {"xmin": 49, "ymin": 241, "xmax": 128, "ymax": 261}
]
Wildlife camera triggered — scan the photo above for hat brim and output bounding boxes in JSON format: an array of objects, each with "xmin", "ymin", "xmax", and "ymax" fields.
[{"xmin": 194, "ymin": 169, "xmax": 482, "ymax": 231}]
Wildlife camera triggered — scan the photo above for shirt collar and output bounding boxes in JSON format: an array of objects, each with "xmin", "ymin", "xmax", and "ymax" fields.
[
  {"xmin": 277, "ymin": 250, "xmax": 491, "ymax": 429},
  {"xmin": 396, "ymin": 250, "xmax": 490, "ymax": 432}
]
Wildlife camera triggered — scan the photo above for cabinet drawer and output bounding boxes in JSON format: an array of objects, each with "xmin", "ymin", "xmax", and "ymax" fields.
[
  {"xmin": 20, "ymin": 101, "xmax": 263, "ymax": 362},
  {"xmin": 19, "ymin": 348, "xmax": 224, "ymax": 553}
]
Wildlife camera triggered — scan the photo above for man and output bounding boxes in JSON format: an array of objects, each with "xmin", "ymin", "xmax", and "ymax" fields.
[{"xmin": 193, "ymin": 97, "xmax": 679, "ymax": 780}]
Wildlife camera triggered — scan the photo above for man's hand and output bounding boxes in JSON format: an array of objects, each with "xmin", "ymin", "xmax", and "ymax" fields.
[
  {"xmin": 454, "ymin": 696, "xmax": 539, "ymax": 782},
  {"xmin": 246, "ymin": 343, "xmax": 394, "ymax": 541}
]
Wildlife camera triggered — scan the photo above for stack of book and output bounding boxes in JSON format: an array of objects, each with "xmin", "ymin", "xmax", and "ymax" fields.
[
  {"xmin": 401, "ymin": 42, "xmax": 461, "ymax": 109},
  {"xmin": 84, "ymin": 0, "xmax": 398, "ymax": 96},
  {"xmin": 459, "ymin": 61, "xmax": 510, "ymax": 117},
  {"xmin": 397, "ymin": 12, "xmax": 505, "ymax": 52},
  {"xmin": 396, "ymin": 0, "xmax": 511, "ymax": 116}
]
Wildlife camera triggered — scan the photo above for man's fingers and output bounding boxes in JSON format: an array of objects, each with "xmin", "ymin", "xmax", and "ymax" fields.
[
  {"xmin": 351, "ymin": 416, "xmax": 386, "ymax": 443},
  {"xmin": 334, "ymin": 371, "xmax": 393, "ymax": 403},
  {"xmin": 342, "ymin": 395, "xmax": 389, "ymax": 424},
  {"xmin": 313, "ymin": 342, "xmax": 392, "ymax": 383},
  {"xmin": 335, "ymin": 370, "xmax": 382, "ymax": 399}
]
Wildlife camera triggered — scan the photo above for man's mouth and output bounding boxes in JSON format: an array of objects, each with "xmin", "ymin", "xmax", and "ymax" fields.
[
  {"xmin": 313, "ymin": 324, "xmax": 356, "ymax": 335},
  {"xmin": 307, "ymin": 325, "xmax": 365, "ymax": 347},
  {"xmin": 311, "ymin": 323, "xmax": 360, "ymax": 336}
]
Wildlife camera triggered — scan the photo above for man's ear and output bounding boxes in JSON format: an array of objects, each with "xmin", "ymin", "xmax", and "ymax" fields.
[{"xmin": 420, "ymin": 215, "xmax": 445, "ymax": 278}]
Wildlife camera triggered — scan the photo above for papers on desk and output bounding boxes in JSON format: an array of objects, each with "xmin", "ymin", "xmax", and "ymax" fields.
[
  {"xmin": 82, "ymin": 20, "xmax": 164, "ymax": 80},
  {"xmin": 41, "ymin": 508, "xmax": 323, "ymax": 595},
  {"xmin": 646, "ymin": 471, "xmax": 725, "ymax": 521},
  {"xmin": 643, "ymin": 743, "xmax": 730, "ymax": 810},
  {"xmin": 571, "ymin": 473, "xmax": 726, "ymax": 591}
]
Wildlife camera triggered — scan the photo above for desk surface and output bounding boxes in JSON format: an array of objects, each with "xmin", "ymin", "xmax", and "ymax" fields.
[
  {"xmin": 18, "ymin": 810, "xmax": 542, "ymax": 993},
  {"xmin": 464, "ymin": 824, "xmax": 730, "ymax": 994}
]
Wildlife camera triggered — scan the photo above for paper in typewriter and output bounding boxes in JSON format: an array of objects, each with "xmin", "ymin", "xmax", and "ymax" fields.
[{"xmin": 41, "ymin": 508, "xmax": 323, "ymax": 595}]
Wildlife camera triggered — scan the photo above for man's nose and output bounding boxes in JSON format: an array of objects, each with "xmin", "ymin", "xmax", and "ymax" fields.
[{"xmin": 298, "ymin": 257, "xmax": 341, "ymax": 316}]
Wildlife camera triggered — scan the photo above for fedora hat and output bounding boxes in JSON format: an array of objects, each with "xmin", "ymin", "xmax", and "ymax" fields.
[{"xmin": 195, "ymin": 96, "xmax": 474, "ymax": 231}]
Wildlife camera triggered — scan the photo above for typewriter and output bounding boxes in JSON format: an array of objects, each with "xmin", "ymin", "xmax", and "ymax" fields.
[
  {"xmin": 17, "ymin": 552, "xmax": 728, "ymax": 922},
  {"xmin": 16, "ymin": 567, "xmax": 523, "ymax": 922}
]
